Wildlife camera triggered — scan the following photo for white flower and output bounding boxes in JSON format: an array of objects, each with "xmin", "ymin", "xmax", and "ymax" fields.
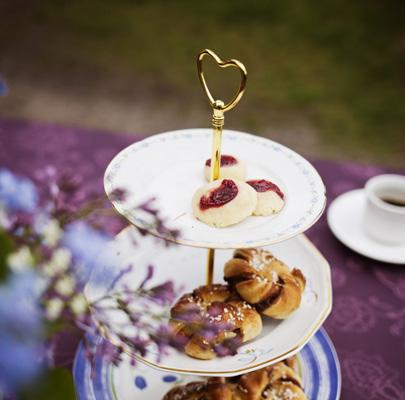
[
  {"xmin": 46, "ymin": 298, "xmax": 65, "ymax": 321},
  {"xmin": 42, "ymin": 262, "xmax": 54, "ymax": 277},
  {"xmin": 7, "ymin": 246, "xmax": 34, "ymax": 272},
  {"xmin": 42, "ymin": 219, "xmax": 62, "ymax": 247},
  {"xmin": 51, "ymin": 248, "xmax": 71, "ymax": 273},
  {"xmin": 54, "ymin": 276, "xmax": 75, "ymax": 296},
  {"xmin": 70, "ymin": 294, "xmax": 88, "ymax": 316},
  {"xmin": 42, "ymin": 248, "xmax": 72, "ymax": 277},
  {"xmin": 0, "ymin": 205, "xmax": 9, "ymax": 229}
]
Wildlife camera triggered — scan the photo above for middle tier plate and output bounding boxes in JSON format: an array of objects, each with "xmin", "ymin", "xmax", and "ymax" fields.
[
  {"xmin": 104, "ymin": 129, "xmax": 326, "ymax": 249},
  {"xmin": 86, "ymin": 227, "xmax": 332, "ymax": 377}
]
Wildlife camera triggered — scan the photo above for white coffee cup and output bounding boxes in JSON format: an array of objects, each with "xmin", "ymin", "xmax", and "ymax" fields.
[{"xmin": 363, "ymin": 174, "xmax": 405, "ymax": 245}]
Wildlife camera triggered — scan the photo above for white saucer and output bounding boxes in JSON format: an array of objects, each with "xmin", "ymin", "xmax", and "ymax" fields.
[
  {"xmin": 327, "ymin": 189, "xmax": 405, "ymax": 264},
  {"xmin": 104, "ymin": 129, "xmax": 326, "ymax": 249}
]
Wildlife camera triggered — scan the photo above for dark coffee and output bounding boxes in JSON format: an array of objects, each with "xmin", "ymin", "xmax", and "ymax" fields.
[{"xmin": 380, "ymin": 197, "xmax": 405, "ymax": 207}]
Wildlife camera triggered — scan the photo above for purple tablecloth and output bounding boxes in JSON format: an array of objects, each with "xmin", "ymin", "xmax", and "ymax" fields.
[{"xmin": 1, "ymin": 118, "xmax": 404, "ymax": 399}]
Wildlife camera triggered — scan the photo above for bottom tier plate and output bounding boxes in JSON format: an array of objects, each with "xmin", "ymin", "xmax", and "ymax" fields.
[
  {"xmin": 73, "ymin": 328, "xmax": 341, "ymax": 400},
  {"xmin": 85, "ymin": 228, "xmax": 332, "ymax": 376}
]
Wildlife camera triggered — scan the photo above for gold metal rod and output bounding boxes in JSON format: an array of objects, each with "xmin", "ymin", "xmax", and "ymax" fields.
[
  {"xmin": 206, "ymin": 248, "xmax": 215, "ymax": 285},
  {"xmin": 196, "ymin": 49, "xmax": 247, "ymax": 286},
  {"xmin": 206, "ymin": 104, "xmax": 225, "ymax": 285},
  {"xmin": 210, "ymin": 104, "xmax": 225, "ymax": 182}
]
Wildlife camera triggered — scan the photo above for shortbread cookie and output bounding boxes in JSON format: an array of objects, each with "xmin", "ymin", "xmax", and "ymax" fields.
[
  {"xmin": 192, "ymin": 179, "xmax": 257, "ymax": 227},
  {"xmin": 204, "ymin": 155, "xmax": 246, "ymax": 181},
  {"xmin": 247, "ymin": 179, "xmax": 285, "ymax": 216}
]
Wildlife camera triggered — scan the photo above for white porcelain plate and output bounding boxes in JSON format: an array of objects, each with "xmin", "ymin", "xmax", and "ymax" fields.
[
  {"xmin": 104, "ymin": 129, "xmax": 326, "ymax": 249},
  {"xmin": 73, "ymin": 328, "xmax": 341, "ymax": 400},
  {"xmin": 327, "ymin": 189, "xmax": 405, "ymax": 264},
  {"xmin": 86, "ymin": 227, "xmax": 332, "ymax": 377}
]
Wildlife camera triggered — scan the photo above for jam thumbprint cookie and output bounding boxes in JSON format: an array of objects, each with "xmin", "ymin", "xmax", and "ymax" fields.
[
  {"xmin": 204, "ymin": 155, "xmax": 246, "ymax": 181},
  {"xmin": 247, "ymin": 179, "xmax": 285, "ymax": 216},
  {"xmin": 192, "ymin": 179, "xmax": 257, "ymax": 227}
]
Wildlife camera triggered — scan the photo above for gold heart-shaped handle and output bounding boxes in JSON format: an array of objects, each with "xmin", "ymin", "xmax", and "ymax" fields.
[{"xmin": 197, "ymin": 49, "xmax": 247, "ymax": 112}]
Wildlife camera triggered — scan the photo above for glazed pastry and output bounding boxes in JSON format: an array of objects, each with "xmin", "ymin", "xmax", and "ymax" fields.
[
  {"xmin": 163, "ymin": 356, "xmax": 307, "ymax": 400},
  {"xmin": 224, "ymin": 249, "xmax": 306, "ymax": 319},
  {"xmin": 247, "ymin": 180, "xmax": 285, "ymax": 216},
  {"xmin": 204, "ymin": 155, "xmax": 246, "ymax": 182},
  {"xmin": 163, "ymin": 379, "xmax": 232, "ymax": 400},
  {"xmin": 192, "ymin": 179, "xmax": 257, "ymax": 227},
  {"xmin": 170, "ymin": 284, "xmax": 262, "ymax": 360},
  {"xmin": 230, "ymin": 356, "xmax": 307, "ymax": 400}
]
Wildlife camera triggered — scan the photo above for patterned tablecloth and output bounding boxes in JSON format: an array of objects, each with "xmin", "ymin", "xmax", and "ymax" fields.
[{"xmin": 1, "ymin": 118, "xmax": 404, "ymax": 400}]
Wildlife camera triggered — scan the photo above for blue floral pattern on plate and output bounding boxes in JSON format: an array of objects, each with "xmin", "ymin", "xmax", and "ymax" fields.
[
  {"xmin": 162, "ymin": 375, "xmax": 177, "ymax": 383},
  {"xmin": 134, "ymin": 376, "xmax": 147, "ymax": 390},
  {"xmin": 73, "ymin": 328, "xmax": 340, "ymax": 400}
]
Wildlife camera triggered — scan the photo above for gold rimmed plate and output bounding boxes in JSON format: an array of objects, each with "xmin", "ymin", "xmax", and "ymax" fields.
[
  {"xmin": 104, "ymin": 129, "xmax": 326, "ymax": 249},
  {"xmin": 85, "ymin": 227, "xmax": 332, "ymax": 377}
]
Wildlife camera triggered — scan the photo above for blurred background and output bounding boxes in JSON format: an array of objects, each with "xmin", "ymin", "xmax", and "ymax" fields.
[{"xmin": 1, "ymin": 0, "xmax": 404, "ymax": 166}]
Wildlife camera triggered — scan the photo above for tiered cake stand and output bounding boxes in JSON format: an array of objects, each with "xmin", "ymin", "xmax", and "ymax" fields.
[{"xmin": 86, "ymin": 50, "xmax": 334, "ymax": 395}]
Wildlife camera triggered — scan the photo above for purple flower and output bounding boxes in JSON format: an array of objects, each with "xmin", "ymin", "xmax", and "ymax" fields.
[
  {"xmin": 109, "ymin": 188, "xmax": 126, "ymax": 202},
  {"xmin": 139, "ymin": 265, "xmax": 154, "ymax": 289},
  {"xmin": 0, "ymin": 271, "xmax": 43, "ymax": 336},
  {"xmin": 0, "ymin": 169, "xmax": 38, "ymax": 212},
  {"xmin": 0, "ymin": 336, "xmax": 43, "ymax": 392},
  {"xmin": 95, "ymin": 337, "xmax": 123, "ymax": 367},
  {"xmin": 214, "ymin": 335, "xmax": 242, "ymax": 357},
  {"xmin": 152, "ymin": 325, "xmax": 188, "ymax": 352},
  {"xmin": 0, "ymin": 75, "xmax": 8, "ymax": 96},
  {"xmin": 148, "ymin": 281, "xmax": 176, "ymax": 305},
  {"xmin": 128, "ymin": 336, "xmax": 149, "ymax": 358},
  {"xmin": 63, "ymin": 221, "xmax": 115, "ymax": 286},
  {"xmin": 0, "ymin": 272, "xmax": 44, "ymax": 393}
]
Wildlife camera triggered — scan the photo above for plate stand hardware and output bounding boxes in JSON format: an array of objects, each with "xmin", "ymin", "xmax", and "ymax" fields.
[{"xmin": 197, "ymin": 48, "xmax": 247, "ymax": 284}]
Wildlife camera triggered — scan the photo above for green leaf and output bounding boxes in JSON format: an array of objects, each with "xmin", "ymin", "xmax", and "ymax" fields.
[
  {"xmin": 0, "ymin": 229, "xmax": 14, "ymax": 282},
  {"xmin": 19, "ymin": 368, "xmax": 76, "ymax": 400}
]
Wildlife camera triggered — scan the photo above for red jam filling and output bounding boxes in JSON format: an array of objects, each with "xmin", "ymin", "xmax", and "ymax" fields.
[
  {"xmin": 200, "ymin": 179, "xmax": 239, "ymax": 210},
  {"xmin": 247, "ymin": 179, "xmax": 284, "ymax": 199},
  {"xmin": 205, "ymin": 155, "xmax": 237, "ymax": 167}
]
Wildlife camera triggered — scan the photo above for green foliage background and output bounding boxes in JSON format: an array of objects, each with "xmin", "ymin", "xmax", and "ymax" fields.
[{"xmin": 1, "ymin": 0, "xmax": 404, "ymax": 165}]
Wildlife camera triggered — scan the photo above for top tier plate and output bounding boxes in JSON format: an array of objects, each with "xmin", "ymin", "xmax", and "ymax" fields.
[{"xmin": 104, "ymin": 129, "xmax": 326, "ymax": 249}]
